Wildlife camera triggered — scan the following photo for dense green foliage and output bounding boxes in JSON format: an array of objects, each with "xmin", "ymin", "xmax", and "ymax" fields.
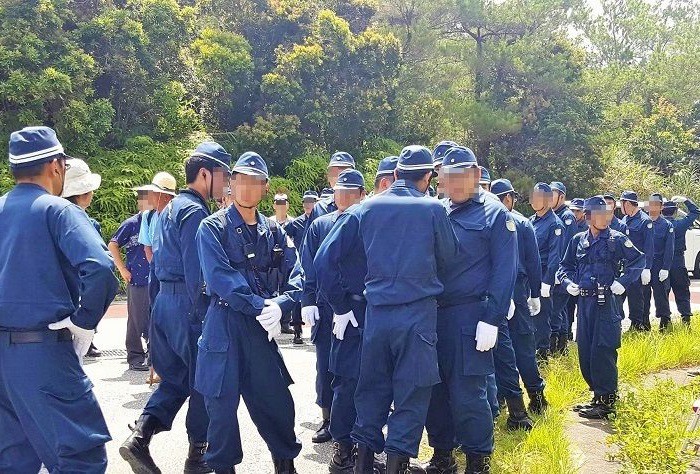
[{"xmin": 0, "ymin": 0, "xmax": 698, "ymax": 237}]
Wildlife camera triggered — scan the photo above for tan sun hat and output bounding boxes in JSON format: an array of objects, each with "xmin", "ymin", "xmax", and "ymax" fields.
[
  {"xmin": 62, "ymin": 158, "xmax": 101, "ymax": 198},
  {"xmin": 133, "ymin": 172, "xmax": 177, "ymax": 196}
]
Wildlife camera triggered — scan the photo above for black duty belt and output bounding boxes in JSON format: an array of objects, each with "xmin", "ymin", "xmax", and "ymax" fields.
[
  {"xmin": 579, "ymin": 287, "xmax": 609, "ymax": 298},
  {"xmin": 1, "ymin": 328, "xmax": 72, "ymax": 344}
]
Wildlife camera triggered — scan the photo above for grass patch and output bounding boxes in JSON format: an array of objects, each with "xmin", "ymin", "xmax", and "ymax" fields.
[{"xmin": 418, "ymin": 320, "xmax": 700, "ymax": 473}]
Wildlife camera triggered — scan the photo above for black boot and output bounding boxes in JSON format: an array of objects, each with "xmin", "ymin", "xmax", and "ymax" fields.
[
  {"xmin": 330, "ymin": 441, "xmax": 355, "ymax": 473},
  {"xmin": 505, "ymin": 396, "xmax": 534, "ymax": 431},
  {"xmin": 527, "ymin": 389, "xmax": 548, "ymax": 415},
  {"xmin": 293, "ymin": 324, "xmax": 304, "ymax": 344},
  {"xmin": 573, "ymin": 395, "xmax": 599, "ymax": 412},
  {"xmin": 119, "ymin": 414, "xmax": 163, "ymax": 474},
  {"xmin": 465, "ymin": 454, "xmax": 491, "ymax": 474},
  {"xmin": 281, "ymin": 322, "xmax": 295, "ymax": 334},
  {"xmin": 579, "ymin": 393, "xmax": 616, "ymax": 420},
  {"xmin": 184, "ymin": 441, "xmax": 213, "ymax": 473},
  {"xmin": 387, "ymin": 454, "xmax": 424, "ymax": 474},
  {"xmin": 424, "ymin": 448, "xmax": 457, "ymax": 474},
  {"xmin": 659, "ymin": 317, "xmax": 672, "ymax": 332},
  {"xmin": 535, "ymin": 348, "xmax": 548, "ymax": 363},
  {"xmin": 86, "ymin": 342, "xmax": 102, "ymax": 357},
  {"xmin": 549, "ymin": 335, "xmax": 558, "ymax": 356},
  {"xmin": 682, "ymin": 315, "xmax": 691, "ymax": 326},
  {"xmin": 556, "ymin": 333, "xmax": 568, "ymax": 355},
  {"xmin": 312, "ymin": 407, "xmax": 332, "ymax": 443},
  {"xmin": 273, "ymin": 458, "xmax": 297, "ymax": 474},
  {"xmin": 354, "ymin": 444, "xmax": 375, "ymax": 474}
]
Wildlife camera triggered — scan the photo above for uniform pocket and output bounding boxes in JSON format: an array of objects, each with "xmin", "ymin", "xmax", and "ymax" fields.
[
  {"xmin": 461, "ymin": 327, "xmax": 495, "ymax": 376},
  {"xmin": 412, "ymin": 330, "xmax": 441, "ymax": 387},
  {"xmin": 195, "ymin": 337, "xmax": 230, "ymax": 398},
  {"xmin": 597, "ymin": 310, "xmax": 622, "ymax": 349},
  {"xmin": 40, "ymin": 375, "xmax": 111, "ymax": 455}
]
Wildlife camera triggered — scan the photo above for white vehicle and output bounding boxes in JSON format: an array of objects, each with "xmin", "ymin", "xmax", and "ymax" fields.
[{"xmin": 685, "ymin": 222, "xmax": 700, "ymax": 278}]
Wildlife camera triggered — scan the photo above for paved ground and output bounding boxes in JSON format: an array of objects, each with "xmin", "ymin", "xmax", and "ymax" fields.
[{"xmin": 83, "ymin": 280, "xmax": 700, "ymax": 473}]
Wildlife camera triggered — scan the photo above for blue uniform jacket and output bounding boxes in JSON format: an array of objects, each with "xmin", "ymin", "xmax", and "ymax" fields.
[
  {"xmin": 438, "ymin": 190, "xmax": 517, "ymax": 327},
  {"xmin": 285, "ymin": 213, "xmax": 308, "ymax": 250},
  {"xmin": 323, "ymin": 180, "xmax": 458, "ymax": 307},
  {"xmin": 575, "ymin": 218, "xmax": 589, "ymax": 234},
  {"xmin": 670, "ymin": 199, "xmax": 700, "ymax": 257},
  {"xmin": 622, "ymin": 210, "xmax": 654, "ymax": 269},
  {"xmin": 196, "ymin": 205, "xmax": 302, "ymax": 316},
  {"xmin": 301, "ymin": 211, "xmax": 339, "ymax": 307},
  {"xmin": 306, "ymin": 195, "xmax": 337, "ymax": 232},
  {"xmin": 650, "ymin": 216, "xmax": 674, "ymax": 271},
  {"xmin": 530, "ymin": 209, "xmax": 564, "ymax": 286},
  {"xmin": 314, "ymin": 204, "xmax": 368, "ymax": 316},
  {"xmin": 512, "ymin": 210, "xmax": 542, "ymax": 298},
  {"xmin": 610, "ymin": 215, "xmax": 627, "ymax": 234},
  {"xmin": 0, "ymin": 184, "xmax": 118, "ymax": 330},
  {"xmin": 554, "ymin": 205, "xmax": 577, "ymax": 256},
  {"xmin": 557, "ymin": 228, "xmax": 645, "ymax": 291}
]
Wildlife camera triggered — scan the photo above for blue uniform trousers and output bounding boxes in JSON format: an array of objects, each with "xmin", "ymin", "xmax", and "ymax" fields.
[
  {"xmin": 486, "ymin": 374, "xmax": 499, "ymax": 420},
  {"xmin": 533, "ymin": 295, "xmax": 552, "ymax": 351},
  {"xmin": 312, "ymin": 303, "xmax": 334, "ymax": 409},
  {"xmin": 576, "ymin": 295, "xmax": 621, "ymax": 396},
  {"xmin": 550, "ymin": 285, "xmax": 570, "ymax": 337},
  {"xmin": 626, "ymin": 278, "xmax": 648, "ymax": 328},
  {"xmin": 669, "ymin": 257, "xmax": 692, "ymax": 317},
  {"xmin": 144, "ymin": 283, "xmax": 208, "ymax": 442},
  {"xmin": 509, "ymin": 276, "xmax": 545, "ymax": 392},
  {"xmin": 0, "ymin": 332, "xmax": 110, "ymax": 473},
  {"xmin": 425, "ymin": 300, "xmax": 494, "ymax": 456},
  {"xmin": 642, "ymin": 265, "xmax": 671, "ymax": 322},
  {"xmin": 329, "ymin": 299, "xmax": 366, "ymax": 444},
  {"xmin": 196, "ymin": 302, "xmax": 301, "ymax": 468},
  {"xmin": 493, "ymin": 321, "xmax": 523, "ymax": 400},
  {"xmin": 352, "ymin": 298, "xmax": 439, "ymax": 458},
  {"xmin": 566, "ymin": 296, "xmax": 577, "ymax": 338}
]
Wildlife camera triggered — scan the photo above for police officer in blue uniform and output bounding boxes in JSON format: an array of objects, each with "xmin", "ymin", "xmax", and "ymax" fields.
[
  {"xmin": 301, "ymin": 170, "xmax": 367, "ymax": 447},
  {"xmin": 642, "ymin": 193, "xmax": 675, "ymax": 330},
  {"xmin": 558, "ymin": 196, "xmax": 645, "ymax": 419},
  {"xmin": 549, "ymin": 182, "xmax": 576, "ymax": 354},
  {"xmin": 662, "ymin": 196, "xmax": 700, "ymax": 325},
  {"xmin": 620, "ymin": 191, "xmax": 655, "ymax": 331},
  {"xmin": 423, "ymin": 148, "xmax": 517, "ymax": 474},
  {"xmin": 529, "ymin": 183, "xmax": 564, "ymax": 360},
  {"xmin": 565, "ymin": 198, "xmax": 587, "ymax": 338},
  {"xmin": 195, "ymin": 152, "xmax": 302, "ymax": 474},
  {"xmin": 432, "ymin": 141, "xmax": 457, "ymax": 199},
  {"xmin": 374, "ymin": 155, "xmax": 399, "ymax": 195},
  {"xmin": 0, "ymin": 126, "xmax": 118, "ymax": 473},
  {"xmin": 478, "ymin": 166, "xmax": 491, "ymax": 191},
  {"xmin": 320, "ymin": 145, "xmax": 458, "ymax": 474},
  {"xmin": 491, "ymin": 179, "xmax": 549, "ymax": 415},
  {"xmin": 307, "ymin": 152, "xmax": 356, "ymax": 228},
  {"xmin": 603, "ymin": 194, "xmax": 627, "ymax": 234},
  {"xmin": 121, "ymin": 142, "xmax": 232, "ymax": 474}
]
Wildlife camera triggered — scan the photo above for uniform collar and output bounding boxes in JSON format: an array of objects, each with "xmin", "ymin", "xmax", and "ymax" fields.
[
  {"xmin": 448, "ymin": 188, "xmax": 486, "ymax": 213},
  {"xmin": 584, "ymin": 227, "xmax": 610, "ymax": 246},
  {"xmin": 227, "ymin": 205, "xmax": 267, "ymax": 235},
  {"xmin": 392, "ymin": 179, "xmax": 422, "ymax": 193},
  {"xmin": 533, "ymin": 208, "xmax": 554, "ymax": 222},
  {"xmin": 180, "ymin": 188, "xmax": 210, "ymax": 210}
]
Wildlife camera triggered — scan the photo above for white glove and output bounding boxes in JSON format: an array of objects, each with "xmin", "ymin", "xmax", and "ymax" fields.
[
  {"xmin": 659, "ymin": 269, "xmax": 669, "ymax": 282},
  {"xmin": 332, "ymin": 310, "xmax": 358, "ymax": 340},
  {"xmin": 527, "ymin": 297, "xmax": 541, "ymax": 316},
  {"xmin": 671, "ymin": 195, "xmax": 687, "ymax": 204},
  {"xmin": 507, "ymin": 300, "xmax": 515, "ymax": 320},
  {"xmin": 566, "ymin": 283, "xmax": 580, "ymax": 296},
  {"xmin": 475, "ymin": 321, "xmax": 499, "ymax": 352},
  {"xmin": 610, "ymin": 280, "xmax": 625, "ymax": 295},
  {"xmin": 301, "ymin": 305, "xmax": 320, "ymax": 328},
  {"xmin": 541, "ymin": 283, "xmax": 551, "ymax": 298},
  {"xmin": 257, "ymin": 300, "xmax": 282, "ymax": 341},
  {"xmin": 641, "ymin": 269, "xmax": 651, "ymax": 286},
  {"xmin": 48, "ymin": 316, "xmax": 94, "ymax": 361}
]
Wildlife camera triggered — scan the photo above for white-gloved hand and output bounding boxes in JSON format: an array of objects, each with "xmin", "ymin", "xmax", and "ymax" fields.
[
  {"xmin": 641, "ymin": 269, "xmax": 651, "ymax": 286},
  {"xmin": 48, "ymin": 316, "xmax": 94, "ymax": 361},
  {"xmin": 332, "ymin": 311, "xmax": 358, "ymax": 340},
  {"xmin": 659, "ymin": 269, "xmax": 669, "ymax": 282},
  {"xmin": 507, "ymin": 300, "xmax": 515, "ymax": 320},
  {"xmin": 566, "ymin": 283, "xmax": 580, "ymax": 296},
  {"xmin": 475, "ymin": 321, "xmax": 499, "ymax": 352},
  {"xmin": 257, "ymin": 300, "xmax": 282, "ymax": 341},
  {"xmin": 671, "ymin": 195, "xmax": 687, "ymax": 204},
  {"xmin": 541, "ymin": 283, "xmax": 551, "ymax": 298},
  {"xmin": 610, "ymin": 280, "xmax": 625, "ymax": 295},
  {"xmin": 301, "ymin": 305, "xmax": 320, "ymax": 328},
  {"xmin": 527, "ymin": 297, "xmax": 541, "ymax": 316}
]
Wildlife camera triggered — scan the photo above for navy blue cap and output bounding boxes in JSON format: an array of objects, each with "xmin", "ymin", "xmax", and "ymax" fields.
[
  {"xmin": 376, "ymin": 156, "xmax": 399, "ymax": 177},
  {"xmin": 569, "ymin": 198, "xmax": 585, "ymax": 210},
  {"xmin": 649, "ymin": 193, "xmax": 663, "ymax": 203},
  {"xmin": 490, "ymin": 178, "xmax": 515, "ymax": 196},
  {"xmin": 620, "ymin": 190, "xmax": 638, "ymax": 203},
  {"xmin": 550, "ymin": 181, "xmax": 566, "ymax": 195},
  {"xmin": 303, "ymin": 190, "xmax": 319, "ymax": 201},
  {"xmin": 602, "ymin": 193, "xmax": 616, "ymax": 201},
  {"xmin": 533, "ymin": 182, "xmax": 552, "ymax": 193},
  {"xmin": 479, "ymin": 167, "xmax": 491, "ymax": 184},
  {"xmin": 191, "ymin": 141, "xmax": 232, "ymax": 172},
  {"xmin": 320, "ymin": 187, "xmax": 334, "ymax": 198},
  {"xmin": 397, "ymin": 145, "xmax": 434, "ymax": 172},
  {"xmin": 328, "ymin": 151, "xmax": 355, "ymax": 168},
  {"xmin": 584, "ymin": 195, "xmax": 607, "ymax": 212},
  {"xmin": 662, "ymin": 200, "xmax": 678, "ymax": 216},
  {"xmin": 232, "ymin": 151, "xmax": 268, "ymax": 179},
  {"xmin": 441, "ymin": 146, "xmax": 479, "ymax": 170},
  {"xmin": 9, "ymin": 126, "xmax": 67, "ymax": 169},
  {"xmin": 432, "ymin": 140, "xmax": 459, "ymax": 165},
  {"xmin": 334, "ymin": 169, "xmax": 365, "ymax": 190}
]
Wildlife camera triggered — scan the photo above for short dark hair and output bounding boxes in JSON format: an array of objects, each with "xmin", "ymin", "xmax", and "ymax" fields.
[
  {"xmin": 10, "ymin": 161, "xmax": 49, "ymax": 181},
  {"xmin": 497, "ymin": 191, "xmax": 513, "ymax": 203},
  {"xmin": 65, "ymin": 195, "xmax": 80, "ymax": 205},
  {"xmin": 185, "ymin": 156, "xmax": 216, "ymax": 184},
  {"xmin": 396, "ymin": 169, "xmax": 431, "ymax": 183},
  {"xmin": 374, "ymin": 175, "xmax": 395, "ymax": 189}
]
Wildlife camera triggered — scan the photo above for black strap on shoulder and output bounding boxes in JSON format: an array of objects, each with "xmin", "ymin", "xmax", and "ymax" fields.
[{"xmin": 146, "ymin": 209, "xmax": 156, "ymax": 225}]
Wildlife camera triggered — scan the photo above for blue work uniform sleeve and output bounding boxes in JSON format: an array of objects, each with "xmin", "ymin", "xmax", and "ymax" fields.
[
  {"xmin": 271, "ymin": 254, "xmax": 304, "ymax": 315},
  {"xmin": 662, "ymin": 221, "xmax": 675, "ymax": 271},
  {"xmin": 434, "ymin": 206, "xmax": 459, "ymax": 283},
  {"xmin": 315, "ymin": 213, "xmax": 359, "ymax": 316},
  {"xmin": 300, "ymin": 223, "xmax": 320, "ymax": 307},
  {"xmin": 617, "ymin": 236, "xmax": 645, "ymax": 288},
  {"xmin": 677, "ymin": 199, "xmax": 700, "ymax": 233},
  {"xmin": 52, "ymin": 206, "xmax": 119, "ymax": 330},
  {"xmin": 557, "ymin": 234, "xmax": 580, "ymax": 288},
  {"xmin": 523, "ymin": 220, "xmax": 543, "ymax": 298},
  {"xmin": 483, "ymin": 211, "xmax": 518, "ymax": 327},
  {"xmin": 180, "ymin": 207, "xmax": 209, "ymax": 308},
  {"xmin": 643, "ymin": 221, "xmax": 654, "ymax": 269},
  {"xmin": 543, "ymin": 223, "xmax": 564, "ymax": 285},
  {"xmin": 196, "ymin": 217, "xmax": 266, "ymax": 316}
]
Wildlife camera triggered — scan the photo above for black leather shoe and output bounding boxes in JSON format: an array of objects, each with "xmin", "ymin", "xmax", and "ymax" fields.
[
  {"xmin": 505, "ymin": 396, "xmax": 534, "ymax": 431},
  {"xmin": 329, "ymin": 441, "xmax": 355, "ymax": 473},
  {"xmin": 465, "ymin": 454, "xmax": 491, "ymax": 474},
  {"xmin": 293, "ymin": 324, "xmax": 304, "ymax": 345},
  {"xmin": 184, "ymin": 441, "xmax": 213, "ymax": 473},
  {"xmin": 424, "ymin": 448, "xmax": 457, "ymax": 473},
  {"xmin": 527, "ymin": 389, "xmax": 548, "ymax": 415},
  {"xmin": 312, "ymin": 408, "xmax": 332, "ymax": 443},
  {"xmin": 281, "ymin": 323, "xmax": 295, "ymax": 334},
  {"xmin": 579, "ymin": 393, "xmax": 616, "ymax": 420},
  {"xmin": 273, "ymin": 458, "xmax": 297, "ymax": 474},
  {"xmin": 129, "ymin": 362, "xmax": 150, "ymax": 372},
  {"xmin": 119, "ymin": 414, "xmax": 163, "ymax": 474},
  {"xmin": 86, "ymin": 343, "xmax": 102, "ymax": 357}
]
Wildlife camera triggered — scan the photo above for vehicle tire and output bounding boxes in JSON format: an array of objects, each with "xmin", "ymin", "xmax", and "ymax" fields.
[{"xmin": 694, "ymin": 252, "xmax": 700, "ymax": 279}]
